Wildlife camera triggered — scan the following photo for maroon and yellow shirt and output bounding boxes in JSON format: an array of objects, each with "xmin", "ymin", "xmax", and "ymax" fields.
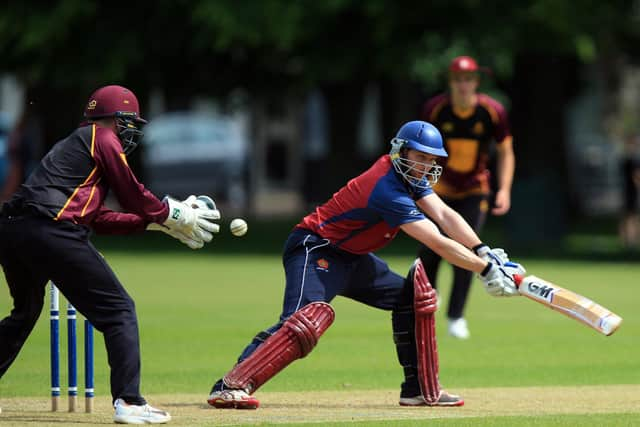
[
  {"xmin": 5, "ymin": 123, "xmax": 168, "ymax": 234},
  {"xmin": 421, "ymin": 93, "xmax": 512, "ymax": 198}
]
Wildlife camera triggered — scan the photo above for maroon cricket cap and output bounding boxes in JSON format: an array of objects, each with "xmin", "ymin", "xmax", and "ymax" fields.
[
  {"xmin": 84, "ymin": 85, "xmax": 147, "ymax": 123},
  {"xmin": 449, "ymin": 56, "xmax": 491, "ymax": 75},
  {"xmin": 449, "ymin": 56, "xmax": 479, "ymax": 73}
]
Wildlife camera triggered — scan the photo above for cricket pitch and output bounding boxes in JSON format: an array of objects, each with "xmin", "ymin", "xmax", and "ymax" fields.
[{"xmin": 1, "ymin": 384, "xmax": 638, "ymax": 426}]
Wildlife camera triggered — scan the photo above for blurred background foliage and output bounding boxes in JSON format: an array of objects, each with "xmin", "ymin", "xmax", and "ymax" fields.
[
  {"xmin": 2, "ymin": 1, "xmax": 636, "ymax": 90},
  {"xmin": 1, "ymin": 0, "xmax": 640, "ymax": 252}
]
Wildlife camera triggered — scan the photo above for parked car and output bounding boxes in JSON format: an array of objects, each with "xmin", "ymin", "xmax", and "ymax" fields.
[{"xmin": 142, "ymin": 111, "xmax": 249, "ymax": 208}]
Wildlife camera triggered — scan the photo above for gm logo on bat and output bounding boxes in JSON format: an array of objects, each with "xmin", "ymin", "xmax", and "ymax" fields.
[{"xmin": 527, "ymin": 281, "xmax": 555, "ymax": 301}]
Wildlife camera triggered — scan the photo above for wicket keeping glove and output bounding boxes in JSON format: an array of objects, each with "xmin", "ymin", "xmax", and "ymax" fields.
[
  {"xmin": 478, "ymin": 262, "xmax": 520, "ymax": 297},
  {"xmin": 184, "ymin": 194, "xmax": 218, "ymax": 213},
  {"xmin": 162, "ymin": 196, "xmax": 220, "ymax": 242},
  {"xmin": 146, "ymin": 223, "xmax": 205, "ymax": 250},
  {"xmin": 183, "ymin": 194, "xmax": 221, "ymax": 238}
]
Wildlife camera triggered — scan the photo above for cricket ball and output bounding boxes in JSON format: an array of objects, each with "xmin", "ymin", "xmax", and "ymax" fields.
[{"xmin": 230, "ymin": 218, "xmax": 248, "ymax": 237}]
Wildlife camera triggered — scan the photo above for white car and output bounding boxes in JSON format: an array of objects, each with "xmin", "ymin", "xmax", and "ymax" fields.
[{"xmin": 142, "ymin": 112, "xmax": 249, "ymax": 207}]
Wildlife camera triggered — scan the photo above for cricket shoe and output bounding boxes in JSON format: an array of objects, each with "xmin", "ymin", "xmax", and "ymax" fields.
[
  {"xmin": 113, "ymin": 398, "xmax": 171, "ymax": 424},
  {"xmin": 447, "ymin": 317, "xmax": 470, "ymax": 339},
  {"xmin": 399, "ymin": 391, "xmax": 464, "ymax": 407},
  {"xmin": 207, "ymin": 388, "xmax": 259, "ymax": 409}
]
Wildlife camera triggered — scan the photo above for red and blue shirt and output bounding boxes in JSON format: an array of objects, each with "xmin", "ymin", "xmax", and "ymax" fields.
[{"xmin": 297, "ymin": 155, "xmax": 431, "ymax": 254}]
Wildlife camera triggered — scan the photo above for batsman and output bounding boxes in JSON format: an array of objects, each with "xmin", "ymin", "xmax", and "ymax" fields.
[{"xmin": 207, "ymin": 121, "xmax": 525, "ymax": 409}]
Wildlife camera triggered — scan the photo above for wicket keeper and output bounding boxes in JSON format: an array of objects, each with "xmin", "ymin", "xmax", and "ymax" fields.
[
  {"xmin": 0, "ymin": 85, "xmax": 220, "ymax": 424},
  {"xmin": 415, "ymin": 56, "xmax": 516, "ymax": 339}
]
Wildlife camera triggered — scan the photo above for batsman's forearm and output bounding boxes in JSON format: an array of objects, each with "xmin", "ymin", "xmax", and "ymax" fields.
[
  {"xmin": 416, "ymin": 195, "xmax": 482, "ymax": 249},
  {"xmin": 438, "ymin": 209, "xmax": 482, "ymax": 249},
  {"xmin": 401, "ymin": 220, "xmax": 485, "ymax": 273},
  {"xmin": 428, "ymin": 236, "xmax": 487, "ymax": 273}
]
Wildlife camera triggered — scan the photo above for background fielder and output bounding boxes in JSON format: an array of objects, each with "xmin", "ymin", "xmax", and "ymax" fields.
[{"xmin": 416, "ymin": 55, "xmax": 516, "ymax": 339}]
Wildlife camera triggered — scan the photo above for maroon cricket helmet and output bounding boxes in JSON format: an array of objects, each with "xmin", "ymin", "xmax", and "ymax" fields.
[{"xmin": 83, "ymin": 85, "xmax": 147, "ymax": 124}]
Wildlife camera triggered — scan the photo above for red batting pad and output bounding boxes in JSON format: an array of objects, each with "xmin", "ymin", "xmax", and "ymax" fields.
[
  {"xmin": 413, "ymin": 259, "xmax": 440, "ymax": 404},
  {"xmin": 224, "ymin": 302, "xmax": 335, "ymax": 393}
]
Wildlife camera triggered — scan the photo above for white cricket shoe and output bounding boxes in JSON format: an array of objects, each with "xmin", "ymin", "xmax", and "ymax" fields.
[
  {"xmin": 447, "ymin": 317, "xmax": 470, "ymax": 339},
  {"xmin": 399, "ymin": 391, "xmax": 464, "ymax": 407},
  {"xmin": 207, "ymin": 388, "xmax": 260, "ymax": 409},
  {"xmin": 113, "ymin": 398, "xmax": 171, "ymax": 424}
]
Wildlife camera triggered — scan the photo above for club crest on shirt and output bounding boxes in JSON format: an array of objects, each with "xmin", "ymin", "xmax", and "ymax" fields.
[
  {"xmin": 473, "ymin": 121, "xmax": 484, "ymax": 135},
  {"xmin": 316, "ymin": 258, "xmax": 330, "ymax": 272},
  {"xmin": 442, "ymin": 122, "xmax": 454, "ymax": 133}
]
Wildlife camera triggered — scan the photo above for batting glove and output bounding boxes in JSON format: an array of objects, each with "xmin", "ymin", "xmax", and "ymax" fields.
[
  {"xmin": 474, "ymin": 244, "xmax": 526, "ymax": 275},
  {"xmin": 478, "ymin": 263, "xmax": 520, "ymax": 297},
  {"xmin": 473, "ymin": 243, "xmax": 509, "ymax": 264}
]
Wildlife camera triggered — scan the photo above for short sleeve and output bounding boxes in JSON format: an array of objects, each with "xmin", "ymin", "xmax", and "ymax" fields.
[
  {"xmin": 369, "ymin": 185, "xmax": 426, "ymax": 228},
  {"xmin": 412, "ymin": 185, "xmax": 434, "ymax": 200},
  {"xmin": 481, "ymin": 95, "xmax": 511, "ymax": 143}
]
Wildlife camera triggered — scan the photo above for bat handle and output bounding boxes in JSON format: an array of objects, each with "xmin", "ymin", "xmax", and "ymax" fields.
[{"xmin": 513, "ymin": 274, "xmax": 523, "ymax": 287}]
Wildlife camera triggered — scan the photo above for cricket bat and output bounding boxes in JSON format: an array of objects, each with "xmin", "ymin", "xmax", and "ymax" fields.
[{"xmin": 513, "ymin": 274, "xmax": 622, "ymax": 336}]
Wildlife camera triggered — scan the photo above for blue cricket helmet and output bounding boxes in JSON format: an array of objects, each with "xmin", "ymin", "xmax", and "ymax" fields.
[
  {"xmin": 394, "ymin": 121, "xmax": 448, "ymax": 157},
  {"xmin": 389, "ymin": 121, "xmax": 447, "ymax": 190}
]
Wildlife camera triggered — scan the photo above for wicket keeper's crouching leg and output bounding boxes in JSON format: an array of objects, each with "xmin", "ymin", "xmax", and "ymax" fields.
[{"xmin": 0, "ymin": 214, "xmax": 144, "ymax": 403}]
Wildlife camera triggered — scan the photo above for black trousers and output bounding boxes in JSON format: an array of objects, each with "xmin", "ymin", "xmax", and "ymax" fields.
[
  {"xmin": 0, "ymin": 214, "xmax": 145, "ymax": 404},
  {"xmin": 418, "ymin": 195, "xmax": 488, "ymax": 319}
]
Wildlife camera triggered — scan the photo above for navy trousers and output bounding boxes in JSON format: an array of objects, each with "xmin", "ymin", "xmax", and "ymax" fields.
[
  {"xmin": 0, "ymin": 214, "xmax": 145, "ymax": 404},
  {"xmin": 237, "ymin": 228, "xmax": 411, "ymax": 361}
]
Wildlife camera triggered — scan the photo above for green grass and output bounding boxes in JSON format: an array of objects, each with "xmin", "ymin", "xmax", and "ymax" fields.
[
  {"xmin": 265, "ymin": 413, "xmax": 640, "ymax": 427},
  {"xmin": 0, "ymin": 231, "xmax": 638, "ymax": 426}
]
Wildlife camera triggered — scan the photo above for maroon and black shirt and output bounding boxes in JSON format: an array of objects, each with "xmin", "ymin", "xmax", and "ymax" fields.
[
  {"xmin": 4, "ymin": 123, "xmax": 168, "ymax": 234},
  {"xmin": 421, "ymin": 93, "xmax": 512, "ymax": 198}
]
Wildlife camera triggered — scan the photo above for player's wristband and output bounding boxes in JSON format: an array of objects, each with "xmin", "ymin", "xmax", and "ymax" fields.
[
  {"xmin": 480, "ymin": 262, "xmax": 492, "ymax": 277},
  {"xmin": 472, "ymin": 243, "xmax": 488, "ymax": 255}
]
